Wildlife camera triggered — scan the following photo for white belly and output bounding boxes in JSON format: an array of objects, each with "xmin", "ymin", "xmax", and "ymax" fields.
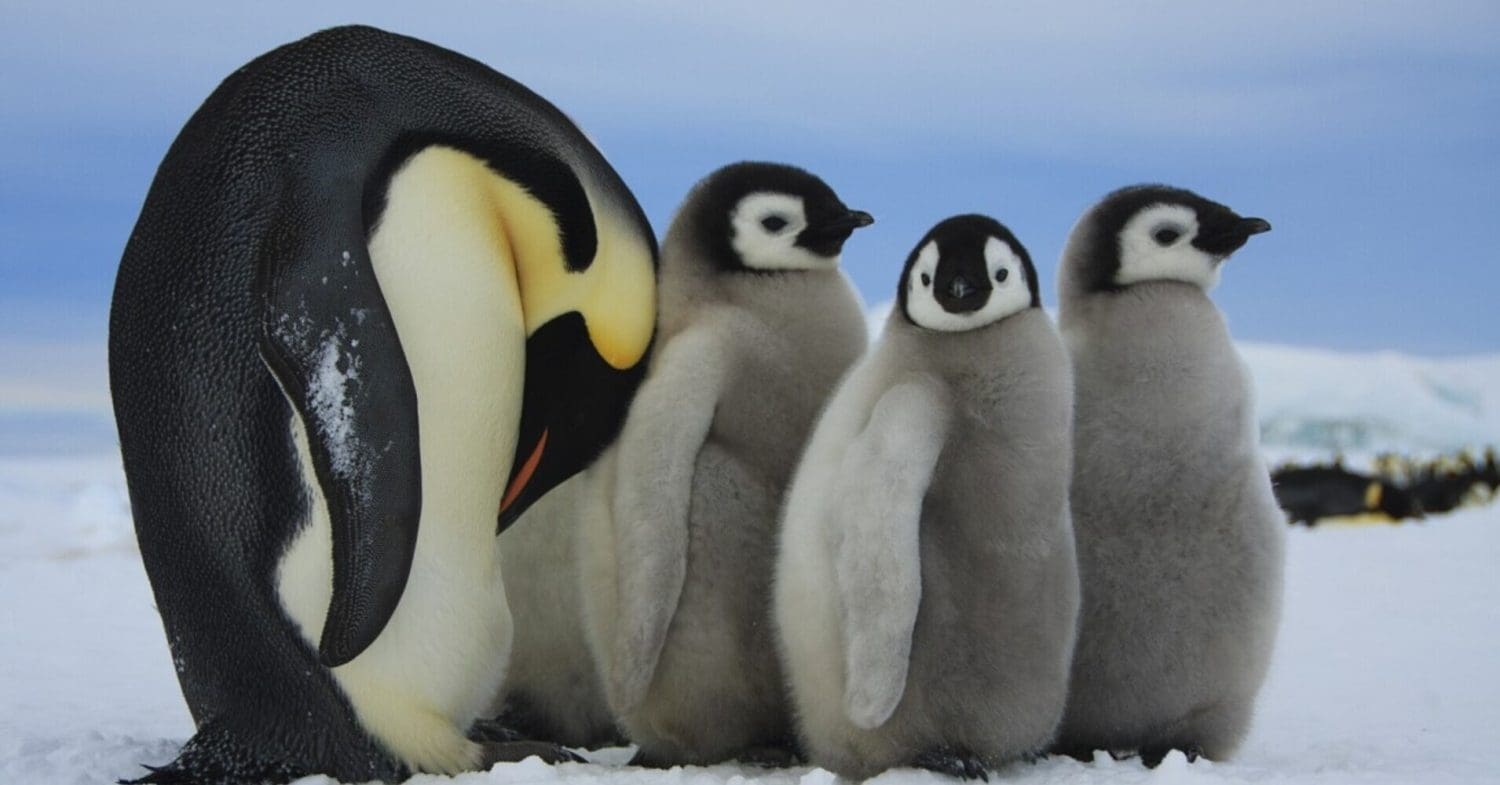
[{"xmin": 275, "ymin": 147, "xmax": 527, "ymax": 773}]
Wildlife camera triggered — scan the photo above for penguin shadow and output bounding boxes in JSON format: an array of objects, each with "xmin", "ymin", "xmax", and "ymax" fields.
[
  {"xmin": 1052, "ymin": 744, "xmax": 1202, "ymax": 769},
  {"xmin": 470, "ymin": 713, "xmax": 806, "ymax": 773},
  {"xmin": 624, "ymin": 735, "xmax": 805, "ymax": 770}
]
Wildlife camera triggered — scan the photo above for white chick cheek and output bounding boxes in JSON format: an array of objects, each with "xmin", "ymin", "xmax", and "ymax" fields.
[
  {"xmin": 981, "ymin": 237, "xmax": 1032, "ymax": 322},
  {"xmin": 905, "ymin": 241, "xmax": 966, "ymax": 331},
  {"xmin": 729, "ymin": 192, "xmax": 836, "ymax": 271},
  {"xmin": 1115, "ymin": 205, "xmax": 1218, "ymax": 290}
]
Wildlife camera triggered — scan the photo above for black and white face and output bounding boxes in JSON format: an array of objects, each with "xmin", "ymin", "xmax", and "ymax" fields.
[
  {"xmin": 1072, "ymin": 185, "xmax": 1271, "ymax": 295},
  {"xmin": 1117, "ymin": 203, "xmax": 1220, "ymax": 289},
  {"xmin": 1116, "ymin": 203, "xmax": 1270, "ymax": 291},
  {"xmin": 900, "ymin": 214, "xmax": 1039, "ymax": 331},
  {"xmin": 685, "ymin": 162, "xmax": 873, "ymax": 273},
  {"xmin": 731, "ymin": 192, "xmax": 836, "ymax": 271}
]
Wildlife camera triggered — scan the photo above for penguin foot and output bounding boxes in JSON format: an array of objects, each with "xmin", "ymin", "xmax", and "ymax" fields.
[
  {"xmin": 626, "ymin": 748, "xmax": 671, "ymax": 769},
  {"xmin": 468, "ymin": 717, "xmax": 527, "ymax": 744},
  {"xmin": 480, "ymin": 740, "xmax": 587, "ymax": 767},
  {"xmin": 734, "ymin": 744, "xmax": 801, "ymax": 768},
  {"xmin": 1138, "ymin": 744, "xmax": 1201, "ymax": 768},
  {"xmin": 1051, "ymin": 745, "xmax": 1097, "ymax": 763},
  {"xmin": 912, "ymin": 748, "xmax": 990, "ymax": 781}
]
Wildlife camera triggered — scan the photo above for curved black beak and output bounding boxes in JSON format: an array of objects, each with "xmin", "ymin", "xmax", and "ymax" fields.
[
  {"xmin": 1194, "ymin": 216, "xmax": 1272, "ymax": 257},
  {"xmin": 797, "ymin": 209, "xmax": 875, "ymax": 257},
  {"xmin": 497, "ymin": 312, "xmax": 648, "ymax": 533},
  {"xmin": 937, "ymin": 271, "xmax": 992, "ymax": 313},
  {"xmin": 834, "ymin": 209, "xmax": 876, "ymax": 231}
]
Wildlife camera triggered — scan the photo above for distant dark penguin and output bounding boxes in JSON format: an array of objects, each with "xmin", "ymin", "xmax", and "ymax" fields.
[
  {"xmin": 1271, "ymin": 465, "xmax": 1421, "ymax": 525},
  {"xmin": 110, "ymin": 25, "xmax": 656, "ymax": 784},
  {"xmin": 1409, "ymin": 455, "xmax": 1480, "ymax": 515}
]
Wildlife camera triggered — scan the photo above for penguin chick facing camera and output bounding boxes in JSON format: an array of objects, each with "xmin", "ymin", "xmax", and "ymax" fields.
[
  {"xmin": 110, "ymin": 25, "xmax": 655, "ymax": 785},
  {"xmin": 578, "ymin": 161, "xmax": 873, "ymax": 766},
  {"xmin": 774, "ymin": 214, "xmax": 1079, "ymax": 780},
  {"xmin": 1053, "ymin": 185, "xmax": 1284, "ymax": 767}
]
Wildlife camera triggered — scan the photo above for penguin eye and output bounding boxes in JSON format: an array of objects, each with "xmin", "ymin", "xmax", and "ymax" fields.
[
  {"xmin": 920, "ymin": 272, "xmax": 932, "ymax": 287},
  {"xmin": 995, "ymin": 268, "xmax": 1009, "ymax": 283},
  {"xmin": 761, "ymin": 215, "xmax": 789, "ymax": 233},
  {"xmin": 1153, "ymin": 226, "xmax": 1183, "ymax": 246}
]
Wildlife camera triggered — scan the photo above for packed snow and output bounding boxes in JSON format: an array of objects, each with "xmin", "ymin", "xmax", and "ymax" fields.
[
  {"xmin": 308, "ymin": 333, "xmax": 363, "ymax": 480},
  {"xmin": 2, "ymin": 336, "xmax": 1497, "ymax": 783}
]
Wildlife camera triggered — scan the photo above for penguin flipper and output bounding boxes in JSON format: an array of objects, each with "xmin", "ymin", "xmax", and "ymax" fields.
[
  {"xmin": 830, "ymin": 378, "xmax": 950, "ymax": 729},
  {"xmin": 258, "ymin": 236, "xmax": 422, "ymax": 668},
  {"xmin": 606, "ymin": 325, "xmax": 729, "ymax": 712}
]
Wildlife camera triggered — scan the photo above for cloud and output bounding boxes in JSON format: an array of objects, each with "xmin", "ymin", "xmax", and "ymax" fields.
[{"xmin": 5, "ymin": 1, "xmax": 1497, "ymax": 157}]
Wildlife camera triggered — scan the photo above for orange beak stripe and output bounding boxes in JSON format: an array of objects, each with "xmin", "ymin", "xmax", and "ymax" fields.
[{"xmin": 500, "ymin": 428, "xmax": 548, "ymax": 514}]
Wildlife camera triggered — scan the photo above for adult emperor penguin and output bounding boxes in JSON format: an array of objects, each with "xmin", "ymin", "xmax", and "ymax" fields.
[
  {"xmin": 109, "ymin": 26, "xmax": 655, "ymax": 784},
  {"xmin": 577, "ymin": 162, "xmax": 873, "ymax": 766},
  {"xmin": 774, "ymin": 215, "xmax": 1079, "ymax": 780},
  {"xmin": 1052, "ymin": 185, "xmax": 1283, "ymax": 766}
]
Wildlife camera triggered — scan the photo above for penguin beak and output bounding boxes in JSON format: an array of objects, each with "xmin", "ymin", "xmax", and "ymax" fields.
[
  {"xmin": 834, "ymin": 209, "xmax": 877, "ymax": 231},
  {"xmin": 1194, "ymin": 217, "xmax": 1272, "ymax": 257},
  {"xmin": 797, "ymin": 209, "xmax": 875, "ymax": 257},
  {"xmin": 937, "ymin": 272, "xmax": 992, "ymax": 313},
  {"xmin": 500, "ymin": 430, "xmax": 549, "ymax": 518},
  {"xmin": 497, "ymin": 312, "xmax": 651, "ymax": 533}
]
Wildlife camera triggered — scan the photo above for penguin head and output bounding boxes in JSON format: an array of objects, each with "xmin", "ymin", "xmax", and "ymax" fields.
[
  {"xmin": 1062, "ymin": 184, "xmax": 1270, "ymax": 297},
  {"xmin": 676, "ymin": 161, "xmax": 873, "ymax": 273},
  {"xmin": 898, "ymin": 214, "xmax": 1039, "ymax": 331}
]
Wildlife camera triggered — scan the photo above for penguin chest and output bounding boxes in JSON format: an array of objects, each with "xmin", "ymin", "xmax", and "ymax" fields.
[{"xmin": 274, "ymin": 152, "xmax": 533, "ymax": 770}]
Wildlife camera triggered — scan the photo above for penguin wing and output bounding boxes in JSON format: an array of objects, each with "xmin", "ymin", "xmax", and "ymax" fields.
[
  {"xmin": 259, "ymin": 233, "xmax": 422, "ymax": 669},
  {"xmin": 829, "ymin": 377, "xmax": 950, "ymax": 729},
  {"xmin": 605, "ymin": 324, "xmax": 729, "ymax": 713}
]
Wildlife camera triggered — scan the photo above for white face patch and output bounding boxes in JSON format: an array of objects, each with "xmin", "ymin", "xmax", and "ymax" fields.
[
  {"xmin": 1116, "ymin": 204, "xmax": 1220, "ymax": 290},
  {"xmin": 729, "ymin": 192, "xmax": 838, "ymax": 271},
  {"xmin": 904, "ymin": 237, "xmax": 1032, "ymax": 332}
]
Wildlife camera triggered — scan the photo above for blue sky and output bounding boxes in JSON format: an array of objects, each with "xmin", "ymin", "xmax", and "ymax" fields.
[{"xmin": 2, "ymin": 1, "xmax": 1497, "ymax": 354}]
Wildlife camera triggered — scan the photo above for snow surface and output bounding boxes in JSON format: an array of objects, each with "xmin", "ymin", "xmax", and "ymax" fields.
[
  {"xmin": 3, "ymin": 334, "xmax": 1498, "ymax": 783},
  {"xmin": 2, "ymin": 452, "xmax": 1496, "ymax": 784}
]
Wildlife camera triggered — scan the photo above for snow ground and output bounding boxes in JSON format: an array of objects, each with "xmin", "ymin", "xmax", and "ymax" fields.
[{"xmin": 1, "ymin": 450, "xmax": 1497, "ymax": 785}]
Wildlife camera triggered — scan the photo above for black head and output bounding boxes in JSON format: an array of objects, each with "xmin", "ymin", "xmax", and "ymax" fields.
[
  {"xmin": 897, "ymin": 214, "xmax": 1040, "ymax": 331},
  {"xmin": 1068, "ymin": 184, "xmax": 1271, "ymax": 295},
  {"xmin": 680, "ymin": 161, "xmax": 873, "ymax": 273}
]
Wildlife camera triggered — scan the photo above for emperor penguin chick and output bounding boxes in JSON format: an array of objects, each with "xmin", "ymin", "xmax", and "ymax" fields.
[
  {"xmin": 775, "ymin": 215, "xmax": 1079, "ymax": 780},
  {"xmin": 1053, "ymin": 185, "xmax": 1284, "ymax": 766},
  {"xmin": 579, "ymin": 162, "xmax": 874, "ymax": 766},
  {"xmin": 491, "ymin": 466, "xmax": 624, "ymax": 750}
]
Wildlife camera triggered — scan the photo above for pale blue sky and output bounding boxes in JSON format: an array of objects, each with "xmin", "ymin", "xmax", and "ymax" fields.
[{"xmin": 2, "ymin": 1, "xmax": 1497, "ymax": 353}]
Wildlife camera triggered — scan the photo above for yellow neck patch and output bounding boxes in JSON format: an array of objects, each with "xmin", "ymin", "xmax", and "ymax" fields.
[
  {"xmin": 466, "ymin": 152, "xmax": 655, "ymax": 370},
  {"xmin": 398, "ymin": 145, "xmax": 655, "ymax": 372}
]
